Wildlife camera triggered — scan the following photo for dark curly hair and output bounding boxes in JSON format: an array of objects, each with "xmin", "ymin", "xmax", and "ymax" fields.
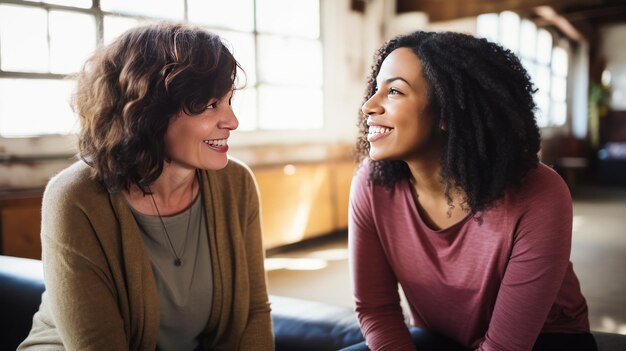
[
  {"xmin": 356, "ymin": 31, "xmax": 541, "ymax": 213},
  {"xmin": 74, "ymin": 22, "xmax": 241, "ymax": 192}
]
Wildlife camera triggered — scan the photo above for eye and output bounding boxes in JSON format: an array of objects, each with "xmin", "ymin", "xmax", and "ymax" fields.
[
  {"xmin": 206, "ymin": 101, "xmax": 218, "ymax": 110},
  {"xmin": 388, "ymin": 87, "xmax": 401, "ymax": 95}
]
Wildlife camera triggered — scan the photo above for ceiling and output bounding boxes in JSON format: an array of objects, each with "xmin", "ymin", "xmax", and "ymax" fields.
[{"xmin": 395, "ymin": 0, "xmax": 626, "ymax": 41}]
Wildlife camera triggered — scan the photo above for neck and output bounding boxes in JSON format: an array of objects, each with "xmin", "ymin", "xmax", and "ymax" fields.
[
  {"xmin": 405, "ymin": 151, "xmax": 445, "ymax": 198},
  {"xmin": 405, "ymin": 155, "xmax": 469, "ymax": 227},
  {"xmin": 125, "ymin": 163, "xmax": 199, "ymax": 216},
  {"xmin": 149, "ymin": 163, "xmax": 197, "ymax": 205}
]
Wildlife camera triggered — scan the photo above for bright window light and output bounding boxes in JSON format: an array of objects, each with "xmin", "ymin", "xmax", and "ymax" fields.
[
  {"xmin": 551, "ymin": 46, "xmax": 569, "ymax": 77},
  {"xmin": 551, "ymin": 76, "xmax": 567, "ymax": 102},
  {"xmin": 49, "ymin": 10, "xmax": 97, "ymax": 74},
  {"xmin": 24, "ymin": 0, "xmax": 92, "ymax": 8},
  {"xmin": 535, "ymin": 93, "xmax": 550, "ymax": 128},
  {"xmin": 476, "ymin": 13, "xmax": 499, "ymax": 43},
  {"xmin": 551, "ymin": 100, "xmax": 567, "ymax": 126},
  {"xmin": 519, "ymin": 20, "xmax": 537, "ymax": 59},
  {"xmin": 103, "ymin": 16, "xmax": 140, "ymax": 45},
  {"xmin": 232, "ymin": 88, "xmax": 257, "ymax": 131},
  {"xmin": 257, "ymin": 35, "xmax": 323, "ymax": 87},
  {"xmin": 0, "ymin": 79, "xmax": 77, "ymax": 137},
  {"xmin": 256, "ymin": 0, "xmax": 319, "ymax": 38},
  {"xmin": 100, "ymin": 0, "xmax": 183, "ymax": 20},
  {"xmin": 215, "ymin": 30, "xmax": 257, "ymax": 86},
  {"xmin": 258, "ymin": 85, "xmax": 322, "ymax": 130},
  {"xmin": 536, "ymin": 29, "xmax": 553, "ymax": 65},
  {"xmin": 187, "ymin": 0, "xmax": 254, "ymax": 32},
  {"xmin": 499, "ymin": 11, "xmax": 520, "ymax": 53},
  {"xmin": 0, "ymin": 5, "xmax": 48, "ymax": 72}
]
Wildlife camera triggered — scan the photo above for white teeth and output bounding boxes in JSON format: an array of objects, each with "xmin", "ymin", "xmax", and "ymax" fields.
[
  {"xmin": 203, "ymin": 138, "xmax": 227, "ymax": 147},
  {"xmin": 368, "ymin": 126, "xmax": 392, "ymax": 135}
]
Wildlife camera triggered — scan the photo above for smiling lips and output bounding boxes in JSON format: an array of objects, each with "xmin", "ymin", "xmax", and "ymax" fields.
[
  {"xmin": 203, "ymin": 138, "xmax": 229, "ymax": 153},
  {"xmin": 367, "ymin": 125, "xmax": 393, "ymax": 142}
]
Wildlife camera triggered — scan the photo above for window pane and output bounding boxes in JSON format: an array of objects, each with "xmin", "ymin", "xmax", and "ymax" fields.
[
  {"xmin": 24, "ymin": 0, "xmax": 92, "ymax": 8},
  {"xmin": 257, "ymin": 0, "xmax": 319, "ymax": 38},
  {"xmin": 551, "ymin": 75, "xmax": 567, "ymax": 102},
  {"xmin": 535, "ymin": 93, "xmax": 550, "ymax": 128},
  {"xmin": 188, "ymin": 0, "xmax": 253, "ymax": 32},
  {"xmin": 521, "ymin": 59, "xmax": 536, "ymax": 83},
  {"xmin": 519, "ymin": 20, "xmax": 537, "ymax": 59},
  {"xmin": 476, "ymin": 13, "xmax": 498, "ymax": 43},
  {"xmin": 551, "ymin": 100, "xmax": 566, "ymax": 126},
  {"xmin": 49, "ymin": 11, "xmax": 96, "ymax": 74},
  {"xmin": 499, "ymin": 11, "xmax": 520, "ymax": 53},
  {"xmin": 103, "ymin": 16, "xmax": 140, "ymax": 45},
  {"xmin": 258, "ymin": 36, "xmax": 322, "ymax": 87},
  {"xmin": 551, "ymin": 46, "xmax": 568, "ymax": 77},
  {"xmin": 0, "ymin": 79, "xmax": 77, "ymax": 137},
  {"xmin": 232, "ymin": 88, "xmax": 257, "ymax": 131},
  {"xmin": 258, "ymin": 85, "xmax": 322, "ymax": 130},
  {"xmin": 536, "ymin": 29, "xmax": 552, "ymax": 65},
  {"xmin": 100, "ymin": 0, "xmax": 183, "ymax": 20},
  {"xmin": 536, "ymin": 65, "xmax": 551, "ymax": 96},
  {"xmin": 0, "ymin": 5, "xmax": 48, "ymax": 72},
  {"xmin": 215, "ymin": 30, "xmax": 256, "ymax": 86}
]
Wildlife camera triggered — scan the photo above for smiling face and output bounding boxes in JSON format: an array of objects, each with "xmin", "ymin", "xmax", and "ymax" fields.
[
  {"xmin": 164, "ymin": 90, "xmax": 238, "ymax": 171},
  {"xmin": 362, "ymin": 47, "xmax": 441, "ymax": 163}
]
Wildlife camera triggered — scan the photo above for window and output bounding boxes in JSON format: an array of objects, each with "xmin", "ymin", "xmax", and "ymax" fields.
[
  {"xmin": 476, "ymin": 12, "xmax": 569, "ymax": 128},
  {"xmin": 0, "ymin": 0, "xmax": 322, "ymax": 138}
]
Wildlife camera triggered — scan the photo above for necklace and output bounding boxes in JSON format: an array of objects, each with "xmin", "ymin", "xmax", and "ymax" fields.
[{"xmin": 148, "ymin": 183, "xmax": 194, "ymax": 267}]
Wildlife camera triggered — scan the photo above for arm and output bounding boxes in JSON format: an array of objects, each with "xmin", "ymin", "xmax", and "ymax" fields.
[
  {"xmin": 349, "ymin": 171, "xmax": 415, "ymax": 351},
  {"xmin": 40, "ymin": 182, "xmax": 130, "ymax": 350},
  {"xmin": 238, "ymin": 172, "xmax": 275, "ymax": 351},
  {"xmin": 478, "ymin": 174, "xmax": 573, "ymax": 351}
]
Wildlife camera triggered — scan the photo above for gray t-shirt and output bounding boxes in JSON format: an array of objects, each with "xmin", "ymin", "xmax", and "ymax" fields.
[{"xmin": 131, "ymin": 194, "xmax": 213, "ymax": 351}]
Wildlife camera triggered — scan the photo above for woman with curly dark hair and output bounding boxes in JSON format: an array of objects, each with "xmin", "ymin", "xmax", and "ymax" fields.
[
  {"xmin": 19, "ymin": 22, "xmax": 274, "ymax": 351},
  {"xmin": 347, "ymin": 31, "xmax": 595, "ymax": 351}
]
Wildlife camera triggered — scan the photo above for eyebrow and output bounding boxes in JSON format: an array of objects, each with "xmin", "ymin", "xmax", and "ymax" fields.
[{"xmin": 379, "ymin": 76, "xmax": 412, "ymax": 87}]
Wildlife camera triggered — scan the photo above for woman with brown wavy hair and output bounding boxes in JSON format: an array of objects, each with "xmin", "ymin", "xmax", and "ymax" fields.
[{"xmin": 19, "ymin": 22, "xmax": 274, "ymax": 351}]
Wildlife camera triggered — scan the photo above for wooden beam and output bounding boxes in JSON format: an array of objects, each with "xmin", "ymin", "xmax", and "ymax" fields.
[{"xmin": 396, "ymin": 0, "xmax": 602, "ymax": 21}]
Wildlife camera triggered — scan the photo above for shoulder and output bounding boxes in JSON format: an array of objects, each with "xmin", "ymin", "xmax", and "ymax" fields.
[
  {"xmin": 217, "ymin": 157, "xmax": 255, "ymax": 181},
  {"xmin": 505, "ymin": 162, "xmax": 571, "ymax": 213},
  {"xmin": 43, "ymin": 160, "xmax": 107, "ymax": 208},
  {"xmin": 204, "ymin": 157, "xmax": 258, "ymax": 197},
  {"xmin": 352, "ymin": 160, "xmax": 372, "ymax": 188}
]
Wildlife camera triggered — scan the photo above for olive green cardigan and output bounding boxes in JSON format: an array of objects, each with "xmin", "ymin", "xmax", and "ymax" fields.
[{"xmin": 19, "ymin": 159, "xmax": 274, "ymax": 351}]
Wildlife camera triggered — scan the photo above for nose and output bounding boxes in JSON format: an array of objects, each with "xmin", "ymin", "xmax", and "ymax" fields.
[
  {"xmin": 361, "ymin": 92, "xmax": 383, "ymax": 117},
  {"xmin": 220, "ymin": 108, "xmax": 239, "ymax": 131}
]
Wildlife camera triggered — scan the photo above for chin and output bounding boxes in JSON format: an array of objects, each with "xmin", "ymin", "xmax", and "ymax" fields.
[
  {"xmin": 369, "ymin": 148, "xmax": 389, "ymax": 161},
  {"xmin": 202, "ymin": 157, "xmax": 229, "ymax": 170},
  {"xmin": 369, "ymin": 149, "xmax": 387, "ymax": 161}
]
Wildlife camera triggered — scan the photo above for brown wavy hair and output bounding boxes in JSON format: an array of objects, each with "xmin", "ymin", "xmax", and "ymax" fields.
[
  {"xmin": 74, "ymin": 22, "xmax": 241, "ymax": 192},
  {"xmin": 356, "ymin": 31, "xmax": 540, "ymax": 213}
]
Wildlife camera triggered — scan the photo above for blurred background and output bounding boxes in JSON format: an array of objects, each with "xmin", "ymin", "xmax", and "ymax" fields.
[{"xmin": 0, "ymin": 0, "xmax": 624, "ymax": 336}]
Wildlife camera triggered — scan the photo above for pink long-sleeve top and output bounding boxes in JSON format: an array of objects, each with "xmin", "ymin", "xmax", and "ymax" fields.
[{"xmin": 349, "ymin": 162, "xmax": 590, "ymax": 351}]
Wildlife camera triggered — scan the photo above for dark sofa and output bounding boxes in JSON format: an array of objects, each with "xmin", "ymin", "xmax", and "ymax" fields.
[{"xmin": 2, "ymin": 255, "xmax": 625, "ymax": 351}]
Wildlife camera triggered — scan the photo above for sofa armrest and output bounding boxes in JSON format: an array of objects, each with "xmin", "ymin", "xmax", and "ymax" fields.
[{"xmin": 0, "ymin": 255, "xmax": 46, "ymax": 351}]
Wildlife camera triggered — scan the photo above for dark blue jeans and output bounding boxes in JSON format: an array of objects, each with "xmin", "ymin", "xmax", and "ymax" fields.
[{"xmin": 339, "ymin": 327, "xmax": 598, "ymax": 351}]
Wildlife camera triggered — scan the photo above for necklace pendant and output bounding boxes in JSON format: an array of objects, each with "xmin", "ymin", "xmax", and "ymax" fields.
[{"xmin": 174, "ymin": 258, "xmax": 183, "ymax": 266}]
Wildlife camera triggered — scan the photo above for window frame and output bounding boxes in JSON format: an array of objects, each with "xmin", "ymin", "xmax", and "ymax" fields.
[
  {"xmin": 0, "ymin": 0, "xmax": 327, "ymax": 159},
  {"xmin": 476, "ymin": 11, "xmax": 571, "ymax": 129}
]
